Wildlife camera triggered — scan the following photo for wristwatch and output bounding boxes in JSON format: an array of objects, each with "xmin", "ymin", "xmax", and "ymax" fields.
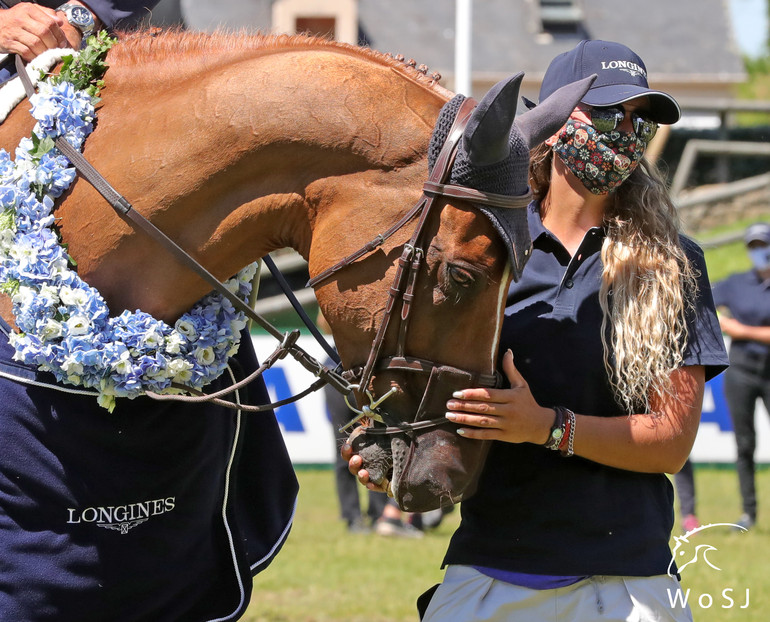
[
  {"xmin": 56, "ymin": 3, "xmax": 96, "ymax": 39},
  {"xmin": 543, "ymin": 407, "xmax": 565, "ymax": 450}
]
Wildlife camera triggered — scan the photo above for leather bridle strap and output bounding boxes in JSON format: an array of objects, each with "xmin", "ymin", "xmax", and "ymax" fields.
[
  {"xmin": 307, "ymin": 197, "xmax": 427, "ymax": 288},
  {"xmin": 13, "ymin": 55, "xmax": 353, "ymax": 400},
  {"xmin": 376, "ymin": 355, "xmax": 499, "ymax": 387},
  {"xmin": 423, "ymin": 181, "xmax": 532, "ymax": 210},
  {"xmin": 353, "ymin": 97, "xmax": 478, "ymax": 399},
  {"xmin": 307, "ymin": 97, "xmax": 479, "ymax": 289}
]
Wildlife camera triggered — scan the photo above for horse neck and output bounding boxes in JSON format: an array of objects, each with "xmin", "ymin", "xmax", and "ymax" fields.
[{"xmin": 44, "ymin": 36, "xmax": 448, "ymax": 323}]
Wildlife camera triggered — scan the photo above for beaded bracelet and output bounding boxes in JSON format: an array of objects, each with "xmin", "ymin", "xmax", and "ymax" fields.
[{"xmin": 557, "ymin": 407, "xmax": 576, "ymax": 457}]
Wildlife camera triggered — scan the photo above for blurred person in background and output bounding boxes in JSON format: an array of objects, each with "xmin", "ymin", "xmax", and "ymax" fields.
[
  {"xmin": 712, "ymin": 222, "xmax": 770, "ymax": 531},
  {"xmin": 319, "ymin": 311, "xmax": 424, "ymax": 538},
  {"xmin": 674, "ymin": 457, "xmax": 700, "ymax": 533}
]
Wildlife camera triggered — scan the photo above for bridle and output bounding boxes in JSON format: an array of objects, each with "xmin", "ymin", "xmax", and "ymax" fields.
[
  {"xmin": 14, "ymin": 58, "xmax": 530, "ymax": 428},
  {"xmin": 308, "ymin": 97, "xmax": 532, "ymax": 434}
]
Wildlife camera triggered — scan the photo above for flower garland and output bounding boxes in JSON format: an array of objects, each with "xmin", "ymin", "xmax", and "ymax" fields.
[{"xmin": 0, "ymin": 34, "xmax": 258, "ymax": 412}]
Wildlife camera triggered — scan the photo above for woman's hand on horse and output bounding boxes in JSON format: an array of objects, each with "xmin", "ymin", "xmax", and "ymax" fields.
[
  {"xmin": 341, "ymin": 442, "xmax": 391, "ymax": 494},
  {"xmin": 0, "ymin": 3, "xmax": 81, "ymax": 61},
  {"xmin": 445, "ymin": 349, "xmax": 554, "ymax": 445}
]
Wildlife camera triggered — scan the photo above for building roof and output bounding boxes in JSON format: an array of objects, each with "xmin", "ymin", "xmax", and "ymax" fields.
[
  {"xmin": 356, "ymin": 0, "xmax": 746, "ymax": 93},
  {"xmin": 151, "ymin": 0, "xmax": 746, "ymax": 98}
]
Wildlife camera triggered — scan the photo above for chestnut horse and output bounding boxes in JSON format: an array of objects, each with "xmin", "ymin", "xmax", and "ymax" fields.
[{"xmin": 0, "ymin": 31, "xmax": 590, "ymax": 511}]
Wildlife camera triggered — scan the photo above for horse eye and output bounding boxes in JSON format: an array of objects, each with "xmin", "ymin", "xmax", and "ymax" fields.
[{"xmin": 447, "ymin": 264, "xmax": 475, "ymax": 289}]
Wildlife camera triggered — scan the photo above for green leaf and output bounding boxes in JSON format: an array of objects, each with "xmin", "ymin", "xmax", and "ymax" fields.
[
  {"xmin": 0, "ymin": 278, "xmax": 20, "ymax": 297},
  {"xmin": 29, "ymin": 133, "xmax": 55, "ymax": 160},
  {"xmin": 51, "ymin": 30, "xmax": 117, "ymax": 92}
]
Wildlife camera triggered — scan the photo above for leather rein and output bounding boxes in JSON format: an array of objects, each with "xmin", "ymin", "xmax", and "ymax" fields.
[{"xmin": 15, "ymin": 57, "xmax": 530, "ymax": 429}]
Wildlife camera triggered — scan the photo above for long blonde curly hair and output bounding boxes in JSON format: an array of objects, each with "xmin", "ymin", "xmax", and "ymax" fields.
[{"xmin": 529, "ymin": 144, "xmax": 698, "ymax": 414}]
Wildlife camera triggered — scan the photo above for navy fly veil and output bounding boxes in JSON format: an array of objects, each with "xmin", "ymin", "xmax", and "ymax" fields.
[{"xmin": 428, "ymin": 94, "xmax": 532, "ymax": 281}]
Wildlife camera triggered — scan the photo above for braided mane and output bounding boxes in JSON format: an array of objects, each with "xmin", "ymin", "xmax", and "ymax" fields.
[{"xmin": 109, "ymin": 28, "xmax": 444, "ymax": 91}]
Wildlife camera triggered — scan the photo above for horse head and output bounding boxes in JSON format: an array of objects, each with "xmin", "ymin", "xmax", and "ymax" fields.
[{"xmin": 330, "ymin": 74, "xmax": 595, "ymax": 511}]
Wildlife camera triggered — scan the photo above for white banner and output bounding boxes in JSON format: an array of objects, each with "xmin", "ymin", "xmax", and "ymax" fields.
[{"xmin": 252, "ymin": 335, "xmax": 770, "ymax": 464}]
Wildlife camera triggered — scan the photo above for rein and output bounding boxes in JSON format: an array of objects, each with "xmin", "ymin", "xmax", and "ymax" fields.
[
  {"xmin": 14, "ymin": 56, "xmax": 529, "ymax": 430},
  {"xmin": 14, "ymin": 55, "xmax": 349, "ymax": 413}
]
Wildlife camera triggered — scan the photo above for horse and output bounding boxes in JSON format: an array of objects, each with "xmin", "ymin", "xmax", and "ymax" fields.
[{"xmin": 0, "ymin": 31, "xmax": 591, "ymax": 514}]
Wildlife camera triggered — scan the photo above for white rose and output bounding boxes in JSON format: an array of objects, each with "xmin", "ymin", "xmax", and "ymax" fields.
[
  {"xmin": 165, "ymin": 332, "xmax": 183, "ymax": 354},
  {"xmin": 39, "ymin": 285, "xmax": 59, "ymax": 305},
  {"xmin": 59, "ymin": 286, "xmax": 82, "ymax": 306},
  {"xmin": 111, "ymin": 351, "xmax": 132, "ymax": 375},
  {"xmin": 11, "ymin": 285, "xmax": 36, "ymax": 306},
  {"xmin": 59, "ymin": 356, "xmax": 83, "ymax": 376},
  {"xmin": 141, "ymin": 330, "xmax": 163, "ymax": 349},
  {"xmin": 174, "ymin": 319, "xmax": 197, "ymax": 340},
  {"xmin": 41, "ymin": 319, "xmax": 63, "ymax": 340},
  {"xmin": 230, "ymin": 318, "xmax": 247, "ymax": 334},
  {"xmin": 65, "ymin": 314, "xmax": 91, "ymax": 336},
  {"xmin": 50, "ymin": 257, "xmax": 69, "ymax": 275},
  {"xmin": 9, "ymin": 243, "xmax": 36, "ymax": 261},
  {"xmin": 240, "ymin": 262, "xmax": 258, "ymax": 282},
  {"xmin": 0, "ymin": 228, "xmax": 15, "ymax": 252},
  {"xmin": 194, "ymin": 346, "xmax": 215, "ymax": 366},
  {"xmin": 144, "ymin": 365, "xmax": 169, "ymax": 380},
  {"xmin": 168, "ymin": 358, "xmax": 193, "ymax": 383}
]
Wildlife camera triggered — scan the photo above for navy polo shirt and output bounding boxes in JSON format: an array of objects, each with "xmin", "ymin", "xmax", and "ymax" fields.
[
  {"xmin": 713, "ymin": 270, "xmax": 770, "ymax": 363},
  {"xmin": 443, "ymin": 202, "xmax": 728, "ymax": 577},
  {"xmin": 0, "ymin": 320, "xmax": 298, "ymax": 621}
]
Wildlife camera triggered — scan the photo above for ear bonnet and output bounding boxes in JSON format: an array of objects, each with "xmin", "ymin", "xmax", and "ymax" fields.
[{"xmin": 427, "ymin": 73, "xmax": 597, "ymax": 281}]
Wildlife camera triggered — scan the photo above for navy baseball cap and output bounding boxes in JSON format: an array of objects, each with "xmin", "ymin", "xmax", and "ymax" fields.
[
  {"xmin": 537, "ymin": 40, "xmax": 681, "ymax": 124},
  {"xmin": 745, "ymin": 222, "xmax": 770, "ymax": 245}
]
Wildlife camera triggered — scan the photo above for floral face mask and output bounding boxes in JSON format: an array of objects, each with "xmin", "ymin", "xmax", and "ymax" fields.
[{"xmin": 552, "ymin": 119, "xmax": 646, "ymax": 195}]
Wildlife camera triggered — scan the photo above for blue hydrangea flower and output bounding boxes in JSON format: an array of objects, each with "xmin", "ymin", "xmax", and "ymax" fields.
[{"xmin": 0, "ymin": 52, "xmax": 259, "ymax": 411}]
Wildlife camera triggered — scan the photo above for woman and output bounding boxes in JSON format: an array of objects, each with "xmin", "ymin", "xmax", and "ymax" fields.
[{"xmin": 350, "ymin": 40, "xmax": 728, "ymax": 621}]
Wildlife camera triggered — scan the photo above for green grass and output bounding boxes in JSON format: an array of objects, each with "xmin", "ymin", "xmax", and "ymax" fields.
[
  {"xmin": 243, "ymin": 467, "xmax": 770, "ymax": 621},
  {"xmin": 698, "ymin": 216, "xmax": 769, "ymax": 282},
  {"xmin": 672, "ymin": 467, "xmax": 770, "ymax": 621}
]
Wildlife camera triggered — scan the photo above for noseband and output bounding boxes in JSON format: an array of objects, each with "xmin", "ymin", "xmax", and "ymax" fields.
[{"xmin": 308, "ymin": 97, "xmax": 532, "ymax": 434}]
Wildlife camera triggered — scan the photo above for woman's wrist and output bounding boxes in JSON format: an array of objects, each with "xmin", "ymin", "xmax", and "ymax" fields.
[{"xmin": 542, "ymin": 406, "xmax": 576, "ymax": 457}]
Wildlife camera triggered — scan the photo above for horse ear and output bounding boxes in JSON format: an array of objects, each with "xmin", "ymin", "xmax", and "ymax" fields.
[
  {"xmin": 515, "ymin": 74, "xmax": 597, "ymax": 148},
  {"xmin": 462, "ymin": 72, "xmax": 525, "ymax": 168}
]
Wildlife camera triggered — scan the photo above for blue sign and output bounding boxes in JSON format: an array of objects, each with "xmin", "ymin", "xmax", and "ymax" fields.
[
  {"xmin": 263, "ymin": 367, "xmax": 304, "ymax": 432},
  {"xmin": 702, "ymin": 374, "xmax": 733, "ymax": 433}
]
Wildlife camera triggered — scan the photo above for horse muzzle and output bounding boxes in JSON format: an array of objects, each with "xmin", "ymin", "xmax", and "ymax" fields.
[{"xmin": 348, "ymin": 361, "xmax": 497, "ymax": 513}]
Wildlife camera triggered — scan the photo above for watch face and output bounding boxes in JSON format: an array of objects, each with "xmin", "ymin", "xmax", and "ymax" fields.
[{"xmin": 69, "ymin": 6, "xmax": 92, "ymax": 27}]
